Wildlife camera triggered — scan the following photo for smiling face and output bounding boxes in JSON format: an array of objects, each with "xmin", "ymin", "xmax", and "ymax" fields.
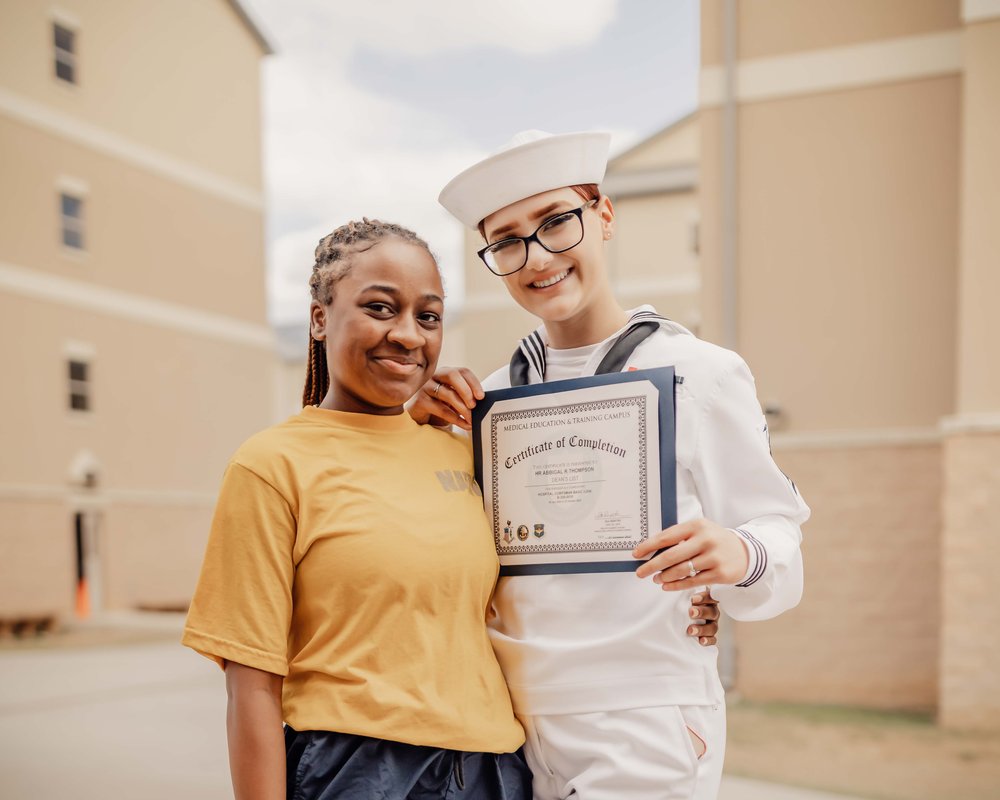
[
  {"xmin": 309, "ymin": 238, "xmax": 444, "ymax": 415},
  {"xmin": 481, "ymin": 187, "xmax": 617, "ymax": 336}
]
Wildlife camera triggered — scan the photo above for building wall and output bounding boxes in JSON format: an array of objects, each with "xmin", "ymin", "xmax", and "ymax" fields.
[
  {"xmin": 954, "ymin": 17, "xmax": 1000, "ymax": 416},
  {"xmin": 939, "ymin": 11, "xmax": 1000, "ymax": 731},
  {"xmin": 737, "ymin": 76, "xmax": 959, "ymax": 432},
  {"xmin": 0, "ymin": 291, "xmax": 275, "ymax": 614},
  {"xmin": 0, "ymin": 0, "xmax": 265, "ymax": 188},
  {"xmin": 610, "ymin": 116, "xmax": 699, "ymax": 171},
  {"xmin": 736, "ymin": 442, "xmax": 941, "ymax": 710},
  {"xmin": 940, "ymin": 432, "xmax": 1000, "ymax": 728},
  {"xmin": 0, "ymin": 0, "xmax": 273, "ymax": 619},
  {"xmin": 607, "ymin": 191, "xmax": 699, "ymax": 331},
  {"xmin": 699, "ymin": 0, "xmax": 963, "ymax": 714},
  {"xmin": 735, "ymin": 0, "xmax": 959, "ymax": 61},
  {"xmin": 0, "ymin": 114, "xmax": 266, "ymax": 323}
]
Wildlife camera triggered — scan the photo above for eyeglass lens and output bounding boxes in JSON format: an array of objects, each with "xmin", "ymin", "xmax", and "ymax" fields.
[{"xmin": 484, "ymin": 211, "xmax": 585, "ymax": 275}]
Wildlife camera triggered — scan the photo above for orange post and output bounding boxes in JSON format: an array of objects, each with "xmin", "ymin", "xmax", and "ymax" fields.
[{"xmin": 75, "ymin": 578, "xmax": 90, "ymax": 619}]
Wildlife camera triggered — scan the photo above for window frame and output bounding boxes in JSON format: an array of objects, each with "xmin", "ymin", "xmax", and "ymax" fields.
[
  {"xmin": 52, "ymin": 20, "xmax": 78, "ymax": 85},
  {"xmin": 67, "ymin": 359, "xmax": 91, "ymax": 413},
  {"xmin": 60, "ymin": 191, "xmax": 85, "ymax": 250},
  {"xmin": 65, "ymin": 341, "xmax": 95, "ymax": 417},
  {"xmin": 57, "ymin": 177, "xmax": 89, "ymax": 256}
]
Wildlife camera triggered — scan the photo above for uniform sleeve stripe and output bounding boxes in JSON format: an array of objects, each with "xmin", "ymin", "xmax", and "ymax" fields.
[
  {"xmin": 734, "ymin": 527, "xmax": 767, "ymax": 588},
  {"xmin": 742, "ymin": 532, "xmax": 766, "ymax": 587}
]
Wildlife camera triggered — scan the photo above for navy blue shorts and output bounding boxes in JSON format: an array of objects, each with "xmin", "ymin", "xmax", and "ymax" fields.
[{"xmin": 285, "ymin": 726, "xmax": 533, "ymax": 800}]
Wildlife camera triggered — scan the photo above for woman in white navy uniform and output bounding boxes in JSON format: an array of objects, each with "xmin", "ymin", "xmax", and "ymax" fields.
[{"xmin": 411, "ymin": 130, "xmax": 809, "ymax": 800}]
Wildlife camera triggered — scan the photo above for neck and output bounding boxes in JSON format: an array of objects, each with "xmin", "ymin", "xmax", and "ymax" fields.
[{"xmin": 544, "ymin": 295, "xmax": 629, "ymax": 349}]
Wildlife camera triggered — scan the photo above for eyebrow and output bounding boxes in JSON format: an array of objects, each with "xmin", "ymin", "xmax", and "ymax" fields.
[
  {"xmin": 488, "ymin": 202, "xmax": 568, "ymax": 240},
  {"xmin": 362, "ymin": 284, "xmax": 444, "ymax": 304}
]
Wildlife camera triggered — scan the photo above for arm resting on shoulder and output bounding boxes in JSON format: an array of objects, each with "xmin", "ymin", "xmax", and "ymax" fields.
[{"xmin": 225, "ymin": 661, "xmax": 285, "ymax": 800}]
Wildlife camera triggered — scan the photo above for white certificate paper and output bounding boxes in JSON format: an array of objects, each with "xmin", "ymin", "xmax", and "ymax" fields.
[{"xmin": 472, "ymin": 368, "xmax": 677, "ymax": 575}]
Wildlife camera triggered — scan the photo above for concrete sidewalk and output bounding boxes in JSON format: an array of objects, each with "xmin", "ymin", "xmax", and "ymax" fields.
[
  {"xmin": 0, "ymin": 622, "xmax": 867, "ymax": 799},
  {"xmin": 720, "ymin": 776, "xmax": 866, "ymax": 799}
]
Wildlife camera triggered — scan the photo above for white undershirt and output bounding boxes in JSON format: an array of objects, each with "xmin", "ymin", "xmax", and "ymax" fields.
[{"xmin": 543, "ymin": 342, "xmax": 602, "ymax": 382}]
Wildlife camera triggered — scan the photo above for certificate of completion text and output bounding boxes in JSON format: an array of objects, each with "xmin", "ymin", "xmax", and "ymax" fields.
[{"xmin": 474, "ymin": 374, "xmax": 672, "ymax": 574}]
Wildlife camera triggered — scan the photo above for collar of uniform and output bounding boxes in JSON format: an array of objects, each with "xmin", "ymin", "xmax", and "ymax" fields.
[{"xmin": 514, "ymin": 306, "xmax": 686, "ymax": 383}]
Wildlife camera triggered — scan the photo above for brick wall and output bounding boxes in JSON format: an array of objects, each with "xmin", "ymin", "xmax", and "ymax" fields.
[
  {"xmin": 939, "ymin": 431, "xmax": 1000, "ymax": 729},
  {"xmin": 732, "ymin": 443, "xmax": 942, "ymax": 711}
]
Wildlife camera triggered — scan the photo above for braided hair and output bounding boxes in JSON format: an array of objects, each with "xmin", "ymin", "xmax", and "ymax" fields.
[{"xmin": 303, "ymin": 218, "xmax": 436, "ymax": 407}]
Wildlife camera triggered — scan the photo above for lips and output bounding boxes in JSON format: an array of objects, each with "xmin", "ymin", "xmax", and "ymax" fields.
[
  {"xmin": 373, "ymin": 354, "xmax": 423, "ymax": 375},
  {"xmin": 529, "ymin": 267, "xmax": 572, "ymax": 290}
]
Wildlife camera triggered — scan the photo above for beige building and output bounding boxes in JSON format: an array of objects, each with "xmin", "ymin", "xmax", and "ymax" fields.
[
  {"xmin": 698, "ymin": 0, "xmax": 1000, "ymax": 731},
  {"xmin": 0, "ymin": 1, "xmax": 275, "ymax": 623}
]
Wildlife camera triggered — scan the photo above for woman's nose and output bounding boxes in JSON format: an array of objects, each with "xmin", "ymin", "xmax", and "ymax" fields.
[
  {"xmin": 387, "ymin": 315, "xmax": 425, "ymax": 347},
  {"xmin": 523, "ymin": 239, "xmax": 554, "ymax": 272}
]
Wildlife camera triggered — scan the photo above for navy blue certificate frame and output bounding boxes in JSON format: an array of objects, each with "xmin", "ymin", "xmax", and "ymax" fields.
[{"xmin": 472, "ymin": 367, "xmax": 677, "ymax": 576}]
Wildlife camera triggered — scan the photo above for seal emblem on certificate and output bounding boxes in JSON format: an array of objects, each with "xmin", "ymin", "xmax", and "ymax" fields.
[{"xmin": 472, "ymin": 367, "xmax": 677, "ymax": 576}]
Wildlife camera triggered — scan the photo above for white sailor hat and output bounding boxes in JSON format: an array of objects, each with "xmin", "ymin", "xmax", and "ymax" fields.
[{"xmin": 439, "ymin": 129, "xmax": 612, "ymax": 229}]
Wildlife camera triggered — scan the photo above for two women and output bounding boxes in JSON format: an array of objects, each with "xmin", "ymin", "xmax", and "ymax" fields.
[{"xmin": 184, "ymin": 130, "xmax": 798, "ymax": 800}]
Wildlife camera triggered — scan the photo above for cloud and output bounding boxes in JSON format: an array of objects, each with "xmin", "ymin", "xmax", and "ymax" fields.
[
  {"xmin": 259, "ymin": 0, "xmax": 619, "ymax": 57},
  {"xmin": 262, "ymin": 52, "xmax": 484, "ymax": 323}
]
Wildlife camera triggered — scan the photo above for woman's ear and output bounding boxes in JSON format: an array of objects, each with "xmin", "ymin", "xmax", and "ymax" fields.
[
  {"xmin": 309, "ymin": 300, "xmax": 327, "ymax": 341},
  {"xmin": 598, "ymin": 195, "xmax": 616, "ymax": 239}
]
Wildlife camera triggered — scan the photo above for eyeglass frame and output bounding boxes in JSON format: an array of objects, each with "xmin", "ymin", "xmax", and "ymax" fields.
[{"xmin": 476, "ymin": 198, "xmax": 600, "ymax": 276}]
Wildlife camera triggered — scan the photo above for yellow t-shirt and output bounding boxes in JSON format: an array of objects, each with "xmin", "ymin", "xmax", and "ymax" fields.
[{"xmin": 182, "ymin": 406, "xmax": 524, "ymax": 753}]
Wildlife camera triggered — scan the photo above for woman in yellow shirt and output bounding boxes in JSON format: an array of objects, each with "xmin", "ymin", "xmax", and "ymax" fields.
[{"xmin": 182, "ymin": 219, "xmax": 530, "ymax": 799}]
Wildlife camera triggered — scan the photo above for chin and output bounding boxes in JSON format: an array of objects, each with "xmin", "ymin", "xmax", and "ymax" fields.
[{"xmin": 522, "ymin": 293, "xmax": 584, "ymax": 324}]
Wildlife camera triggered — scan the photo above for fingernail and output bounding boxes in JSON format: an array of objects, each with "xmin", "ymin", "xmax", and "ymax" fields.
[
  {"xmin": 700, "ymin": 637, "xmax": 709, "ymax": 645},
  {"xmin": 688, "ymin": 626, "xmax": 697, "ymax": 635},
  {"xmin": 689, "ymin": 608, "xmax": 699, "ymax": 618},
  {"xmin": 692, "ymin": 594, "xmax": 703, "ymax": 603}
]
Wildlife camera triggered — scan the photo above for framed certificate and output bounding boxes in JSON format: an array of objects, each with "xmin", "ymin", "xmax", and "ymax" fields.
[{"xmin": 471, "ymin": 367, "xmax": 677, "ymax": 576}]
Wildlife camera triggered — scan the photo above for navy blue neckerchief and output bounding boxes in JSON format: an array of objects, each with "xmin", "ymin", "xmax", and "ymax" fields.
[{"xmin": 508, "ymin": 320, "xmax": 661, "ymax": 386}]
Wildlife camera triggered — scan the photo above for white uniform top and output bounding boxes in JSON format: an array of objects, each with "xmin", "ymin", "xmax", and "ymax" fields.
[{"xmin": 482, "ymin": 307, "xmax": 810, "ymax": 715}]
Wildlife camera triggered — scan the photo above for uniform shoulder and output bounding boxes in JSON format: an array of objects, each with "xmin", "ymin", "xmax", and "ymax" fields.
[
  {"xmin": 639, "ymin": 327, "xmax": 745, "ymax": 368},
  {"xmin": 481, "ymin": 364, "xmax": 511, "ymax": 391},
  {"xmin": 633, "ymin": 329, "xmax": 749, "ymax": 394}
]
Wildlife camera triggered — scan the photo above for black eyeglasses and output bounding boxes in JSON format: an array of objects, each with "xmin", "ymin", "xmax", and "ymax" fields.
[{"xmin": 477, "ymin": 199, "xmax": 599, "ymax": 276}]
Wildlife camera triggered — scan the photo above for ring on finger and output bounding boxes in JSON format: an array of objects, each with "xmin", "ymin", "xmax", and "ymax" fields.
[
  {"xmin": 687, "ymin": 560, "xmax": 698, "ymax": 578},
  {"xmin": 432, "ymin": 381, "xmax": 444, "ymax": 399}
]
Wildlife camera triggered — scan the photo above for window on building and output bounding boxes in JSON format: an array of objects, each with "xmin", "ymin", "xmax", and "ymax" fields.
[
  {"xmin": 68, "ymin": 359, "xmax": 90, "ymax": 411},
  {"xmin": 61, "ymin": 193, "xmax": 84, "ymax": 249},
  {"xmin": 53, "ymin": 23, "xmax": 77, "ymax": 84}
]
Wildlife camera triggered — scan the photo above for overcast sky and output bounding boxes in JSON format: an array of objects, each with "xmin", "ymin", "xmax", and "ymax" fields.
[{"xmin": 241, "ymin": 0, "xmax": 700, "ymax": 326}]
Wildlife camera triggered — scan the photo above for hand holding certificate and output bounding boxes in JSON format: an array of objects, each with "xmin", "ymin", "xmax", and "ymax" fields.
[{"xmin": 472, "ymin": 368, "xmax": 677, "ymax": 575}]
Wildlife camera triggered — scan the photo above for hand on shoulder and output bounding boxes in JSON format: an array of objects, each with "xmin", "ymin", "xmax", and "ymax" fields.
[{"xmin": 407, "ymin": 366, "xmax": 485, "ymax": 431}]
